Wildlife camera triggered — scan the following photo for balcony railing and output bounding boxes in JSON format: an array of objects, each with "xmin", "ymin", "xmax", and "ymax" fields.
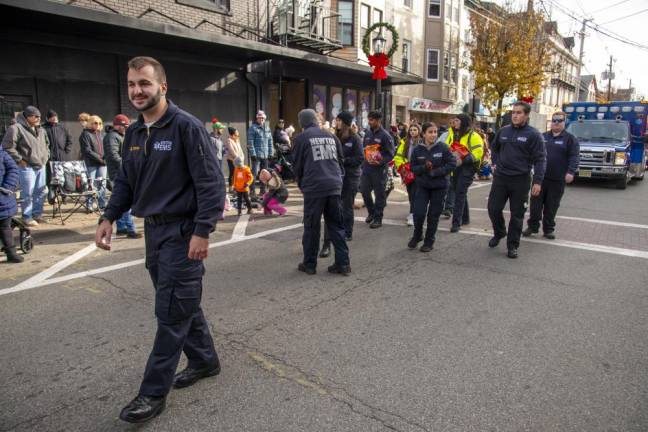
[
  {"xmin": 272, "ymin": 0, "xmax": 343, "ymax": 53},
  {"xmin": 551, "ymin": 71, "xmax": 577, "ymax": 89}
]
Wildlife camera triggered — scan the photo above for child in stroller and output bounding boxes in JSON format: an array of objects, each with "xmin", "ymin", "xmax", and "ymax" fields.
[{"xmin": 1, "ymin": 147, "xmax": 30, "ymax": 263}]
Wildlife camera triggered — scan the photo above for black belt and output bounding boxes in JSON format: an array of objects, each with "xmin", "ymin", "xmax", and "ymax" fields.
[{"xmin": 145, "ymin": 214, "xmax": 190, "ymax": 225}]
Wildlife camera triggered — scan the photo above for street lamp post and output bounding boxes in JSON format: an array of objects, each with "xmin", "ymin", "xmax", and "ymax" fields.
[{"xmin": 372, "ymin": 34, "xmax": 386, "ymax": 111}]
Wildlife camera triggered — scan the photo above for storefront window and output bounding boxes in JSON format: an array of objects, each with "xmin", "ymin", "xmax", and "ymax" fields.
[
  {"xmin": 330, "ymin": 87, "xmax": 343, "ymax": 120},
  {"xmin": 345, "ymin": 89, "xmax": 358, "ymax": 122},
  {"xmin": 360, "ymin": 91, "xmax": 371, "ymax": 129},
  {"xmin": 313, "ymin": 84, "xmax": 327, "ymax": 122}
]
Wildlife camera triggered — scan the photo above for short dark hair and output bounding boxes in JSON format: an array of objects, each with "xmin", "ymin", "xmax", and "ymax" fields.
[
  {"xmin": 127, "ymin": 56, "xmax": 167, "ymax": 83},
  {"xmin": 513, "ymin": 101, "xmax": 531, "ymax": 114},
  {"xmin": 368, "ymin": 110, "xmax": 382, "ymax": 120},
  {"xmin": 421, "ymin": 121, "xmax": 437, "ymax": 134}
]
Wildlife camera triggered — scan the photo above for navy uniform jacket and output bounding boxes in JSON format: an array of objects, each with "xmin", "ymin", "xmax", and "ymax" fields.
[
  {"xmin": 362, "ymin": 126, "xmax": 395, "ymax": 174},
  {"xmin": 410, "ymin": 142, "xmax": 456, "ymax": 190},
  {"xmin": 340, "ymin": 133, "xmax": 364, "ymax": 178},
  {"xmin": 292, "ymin": 125, "xmax": 345, "ymax": 198},
  {"xmin": 542, "ymin": 130, "xmax": 579, "ymax": 182},
  {"xmin": 102, "ymin": 101, "xmax": 224, "ymax": 238},
  {"xmin": 491, "ymin": 123, "xmax": 546, "ymax": 185}
]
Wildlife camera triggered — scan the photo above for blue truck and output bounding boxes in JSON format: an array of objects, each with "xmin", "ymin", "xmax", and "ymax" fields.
[{"xmin": 562, "ymin": 101, "xmax": 647, "ymax": 189}]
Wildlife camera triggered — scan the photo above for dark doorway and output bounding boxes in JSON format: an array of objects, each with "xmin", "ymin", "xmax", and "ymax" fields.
[{"xmin": 0, "ymin": 94, "xmax": 32, "ymax": 136}]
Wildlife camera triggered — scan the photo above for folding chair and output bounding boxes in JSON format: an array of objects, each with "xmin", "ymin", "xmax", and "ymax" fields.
[{"xmin": 49, "ymin": 161, "xmax": 101, "ymax": 224}]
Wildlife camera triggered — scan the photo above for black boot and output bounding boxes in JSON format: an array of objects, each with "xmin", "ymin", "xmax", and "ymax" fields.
[
  {"xmin": 119, "ymin": 395, "xmax": 166, "ymax": 423},
  {"xmin": 4, "ymin": 247, "xmax": 24, "ymax": 263}
]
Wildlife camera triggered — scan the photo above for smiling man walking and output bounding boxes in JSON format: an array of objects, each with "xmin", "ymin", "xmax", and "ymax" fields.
[{"xmin": 95, "ymin": 56, "xmax": 224, "ymax": 423}]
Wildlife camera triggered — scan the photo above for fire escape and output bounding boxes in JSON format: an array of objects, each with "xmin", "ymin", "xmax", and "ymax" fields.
[{"xmin": 272, "ymin": 0, "xmax": 343, "ymax": 54}]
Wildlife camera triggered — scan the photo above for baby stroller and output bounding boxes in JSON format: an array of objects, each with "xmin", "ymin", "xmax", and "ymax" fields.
[
  {"xmin": 0, "ymin": 189, "xmax": 34, "ymax": 254},
  {"xmin": 271, "ymin": 142, "xmax": 295, "ymax": 182}
]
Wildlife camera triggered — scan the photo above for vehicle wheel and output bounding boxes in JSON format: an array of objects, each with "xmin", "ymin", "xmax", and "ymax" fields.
[
  {"xmin": 20, "ymin": 233, "xmax": 33, "ymax": 254},
  {"xmin": 616, "ymin": 176, "xmax": 628, "ymax": 189}
]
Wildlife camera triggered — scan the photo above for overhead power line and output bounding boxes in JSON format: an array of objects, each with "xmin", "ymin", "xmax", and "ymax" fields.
[
  {"xmin": 590, "ymin": 0, "xmax": 633, "ymax": 14},
  {"xmin": 600, "ymin": 7, "xmax": 648, "ymax": 25}
]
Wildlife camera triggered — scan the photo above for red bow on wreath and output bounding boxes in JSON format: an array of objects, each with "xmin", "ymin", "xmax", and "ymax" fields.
[
  {"xmin": 520, "ymin": 96, "xmax": 534, "ymax": 104},
  {"xmin": 368, "ymin": 53, "xmax": 390, "ymax": 80}
]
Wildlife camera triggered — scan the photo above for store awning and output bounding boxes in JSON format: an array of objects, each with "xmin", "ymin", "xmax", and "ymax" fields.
[{"xmin": 0, "ymin": 0, "xmax": 422, "ymax": 86}]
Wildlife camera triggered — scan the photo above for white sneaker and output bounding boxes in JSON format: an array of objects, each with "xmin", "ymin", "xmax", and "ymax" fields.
[{"xmin": 407, "ymin": 213, "xmax": 414, "ymax": 226}]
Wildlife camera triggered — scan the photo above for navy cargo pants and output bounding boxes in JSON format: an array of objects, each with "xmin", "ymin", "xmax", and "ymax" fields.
[
  {"xmin": 302, "ymin": 194, "xmax": 350, "ymax": 270},
  {"xmin": 360, "ymin": 166, "xmax": 388, "ymax": 221},
  {"xmin": 139, "ymin": 218, "xmax": 219, "ymax": 397}
]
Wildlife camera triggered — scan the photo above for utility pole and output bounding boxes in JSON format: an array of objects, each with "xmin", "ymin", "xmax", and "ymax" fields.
[
  {"xmin": 606, "ymin": 55, "xmax": 614, "ymax": 101},
  {"xmin": 574, "ymin": 18, "xmax": 591, "ymax": 102}
]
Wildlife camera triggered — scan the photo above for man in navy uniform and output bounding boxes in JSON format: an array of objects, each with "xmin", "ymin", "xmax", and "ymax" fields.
[
  {"xmin": 360, "ymin": 111, "xmax": 395, "ymax": 229},
  {"xmin": 95, "ymin": 56, "xmax": 224, "ymax": 423},
  {"xmin": 488, "ymin": 101, "xmax": 546, "ymax": 259},
  {"xmin": 523, "ymin": 111, "xmax": 579, "ymax": 239},
  {"xmin": 292, "ymin": 108, "xmax": 350, "ymax": 276}
]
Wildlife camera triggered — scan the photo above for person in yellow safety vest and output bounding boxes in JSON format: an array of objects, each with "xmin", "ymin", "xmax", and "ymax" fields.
[
  {"xmin": 393, "ymin": 123, "xmax": 423, "ymax": 226},
  {"xmin": 440, "ymin": 117, "xmax": 460, "ymax": 219},
  {"xmin": 445, "ymin": 113, "xmax": 484, "ymax": 233}
]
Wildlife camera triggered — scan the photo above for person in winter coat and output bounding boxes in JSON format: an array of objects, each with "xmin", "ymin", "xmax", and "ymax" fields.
[
  {"xmin": 103, "ymin": 114, "xmax": 141, "ymax": 239},
  {"xmin": 393, "ymin": 123, "xmax": 423, "ymax": 226},
  {"xmin": 43, "ymin": 110, "xmax": 73, "ymax": 162},
  {"xmin": 232, "ymin": 156, "xmax": 254, "ymax": 215},
  {"xmin": 80, "ymin": 114, "xmax": 107, "ymax": 210},
  {"xmin": 408, "ymin": 122, "xmax": 456, "ymax": 252},
  {"xmin": 225, "ymin": 127, "xmax": 244, "ymax": 192},
  {"xmin": 320, "ymin": 110, "xmax": 364, "ymax": 258},
  {"xmin": 0, "ymin": 147, "xmax": 23, "ymax": 263},
  {"xmin": 1, "ymin": 105, "xmax": 50, "ymax": 226},
  {"xmin": 259, "ymin": 168, "xmax": 288, "ymax": 216},
  {"xmin": 247, "ymin": 110, "xmax": 274, "ymax": 198},
  {"xmin": 273, "ymin": 119, "xmax": 291, "ymax": 153},
  {"xmin": 445, "ymin": 113, "xmax": 484, "ymax": 233},
  {"xmin": 292, "ymin": 108, "xmax": 350, "ymax": 276}
]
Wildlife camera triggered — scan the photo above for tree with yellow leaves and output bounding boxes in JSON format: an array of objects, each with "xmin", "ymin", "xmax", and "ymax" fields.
[{"xmin": 468, "ymin": 5, "xmax": 552, "ymax": 126}]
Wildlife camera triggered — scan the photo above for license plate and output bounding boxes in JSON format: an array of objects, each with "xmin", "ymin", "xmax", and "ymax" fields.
[{"xmin": 579, "ymin": 170, "xmax": 592, "ymax": 178}]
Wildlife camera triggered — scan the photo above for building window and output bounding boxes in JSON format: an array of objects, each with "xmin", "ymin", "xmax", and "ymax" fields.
[
  {"xmin": 361, "ymin": 4, "xmax": 370, "ymax": 28},
  {"xmin": 443, "ymin": 50, "xmax": 450, "ymax": 82},
  {"xmin": 402, "ymin": 40, "xmax": 411, "ymax": 73},
  {"xmin": 427, "ymin": 49, "xmax": 440, "ymax": 81},
  {"xmin": 404, "ymin": 0, "xmax": 413, "ymax": 8},
  {"xmin": 445, "ymin": 0, "xmax": 451, "ymax": 20},
  {"xmin": 453, "ymin": 4, "xmax": 459, "ymax": 22},
  {"xmin": 373, "ymin": 8, "xmax": 383, "ymax": 25},
  {"xmin": 338, "ymin": 0, "xmax": 354, "ymax": 46},
  {"xmin": 428, "ymin": 0, "xmax": 441, "ymax": 17}
]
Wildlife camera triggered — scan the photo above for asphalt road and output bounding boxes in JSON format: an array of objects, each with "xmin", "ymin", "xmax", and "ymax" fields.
[{"xmin": 1, "ymin": 176, "xmax": 647, "ymax": 432}]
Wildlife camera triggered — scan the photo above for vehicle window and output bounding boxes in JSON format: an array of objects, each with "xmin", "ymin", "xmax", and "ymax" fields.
[
  {"xmin": 576, "ymin": 107, "xmax": 585, "ymax": 112},
  {"xmin": 567, "ymin": 121, "xmax": 629, "ymax": 143},
  {"xmin": 565, "ymin": 106, "xmax": 574, "ymax": 113},
  {"xmin": 598, "ymin": 107, "xmax": 608, "ymax": 112},
  {"xmin": 622, "ymin": 106, "xmax": 632, "ymax": 112},
  {"xmin": 634, "ymin": 106, "xmax": 645, "ymax": 112},
  {"xmin": 587, "ymin": 106, "xmax": 596, "ymax": 112},
  {"xmin": 610, "ymin": 106, "xmax": 620, "ymax": 113}
]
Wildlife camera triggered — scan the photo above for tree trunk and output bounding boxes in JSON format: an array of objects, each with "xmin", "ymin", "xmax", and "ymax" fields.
[{"xmin": 495, "ymin": 97, "xmax": 504, "ymax": 129}]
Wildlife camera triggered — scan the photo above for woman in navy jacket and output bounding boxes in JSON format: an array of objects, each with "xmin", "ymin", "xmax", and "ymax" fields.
[
  {"xmin": 408, "ymin": 122, "xmax": 456, "ymax": 252},
  {"xmin": 0, "ymin": 147, "xmax": 23, "ymax": 263}
]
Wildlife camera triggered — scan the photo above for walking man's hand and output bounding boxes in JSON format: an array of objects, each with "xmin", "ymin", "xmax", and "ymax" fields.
[
  {"xmin": 188, "ymin": 235, "xmax": 209, "ymax": 260},
  {"xmin": 95, "ymin": 220, "xmax": 113, "ymax": 251},
  {"xmin": 531, "ymin": 184, "xmax": 542, "ymax": 197},
  {"xmin": 565, "ymin": 173, "xmax": 574, "ymax": 184}
]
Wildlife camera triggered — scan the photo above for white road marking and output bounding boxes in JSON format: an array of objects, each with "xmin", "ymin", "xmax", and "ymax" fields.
[
  {"xmin": 469, "ymin": 182, "xmax": 492, "ymax": 189},
  {"xmin": 0, "ymin": 223, "xmax": 303, "ymax": 297},
  {"xmin": 6, "ymin": 243, "xmax": 97, "ymax": 293},
  {"xmin": 354, "ymin": 217, "xmax": 648, "ymax": 260},
  {"xmin": 231, "ymin": 214, "xmax": 250, "ymax": 239},
  {"xmin": 468, "ymin": 208, "xmax": 648, "ymax": 230}
]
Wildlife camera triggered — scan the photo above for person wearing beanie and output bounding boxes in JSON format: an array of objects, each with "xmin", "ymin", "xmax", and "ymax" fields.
[
  {"xmin": 360, "ymin": 110, "xmax": 395, "ymax": 229},
  {"xmin": 444, "ymin": 113, "xmax": 484, "ymax": 233},
  {"xmin": 247, "ymin": 110, "xmax": 274, "ymax": 198},
  {"xmin": 210, "ymin": 118, "xmax": 226, "ymax": 162},
  {"xmin": 319, "ymin": 110, "xmax": 364, "ymax": 258},
  {"xmin": 1, "ymin": 105, "xmax": 50, "ymax": 226},
  {"xmin": 43, "ymin": 109, "xmax": 73, "ymax": 163},
  {"xmin": 232, "ymin": 156, "xmax": 254, "ymax": 215},
  {"xmin": 292, "ymin": 108, "xmax": 351, "ymax": 276}
]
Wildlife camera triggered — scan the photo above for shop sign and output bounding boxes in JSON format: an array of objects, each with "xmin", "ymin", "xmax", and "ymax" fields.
[{"xmin": 410, "ymin": 98, "xmax": 453, "ymax": 113}]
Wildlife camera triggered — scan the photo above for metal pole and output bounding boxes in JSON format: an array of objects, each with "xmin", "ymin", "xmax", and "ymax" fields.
[
  {"xmin": 575, "ymin": 19, "xmax": 590, "ymax": 102},
  {"xmin": 607, "ymin": 55, "xmax": 613, "ymax": 101},
  {"xmin": 376, "ymin": 79, "xmax": 382, "ymax": 111}
]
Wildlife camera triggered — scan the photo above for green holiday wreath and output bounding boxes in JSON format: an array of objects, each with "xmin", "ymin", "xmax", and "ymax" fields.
[{"xmin": 361, "ymin": 22, "xmax": 399, "ymax": 59}]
